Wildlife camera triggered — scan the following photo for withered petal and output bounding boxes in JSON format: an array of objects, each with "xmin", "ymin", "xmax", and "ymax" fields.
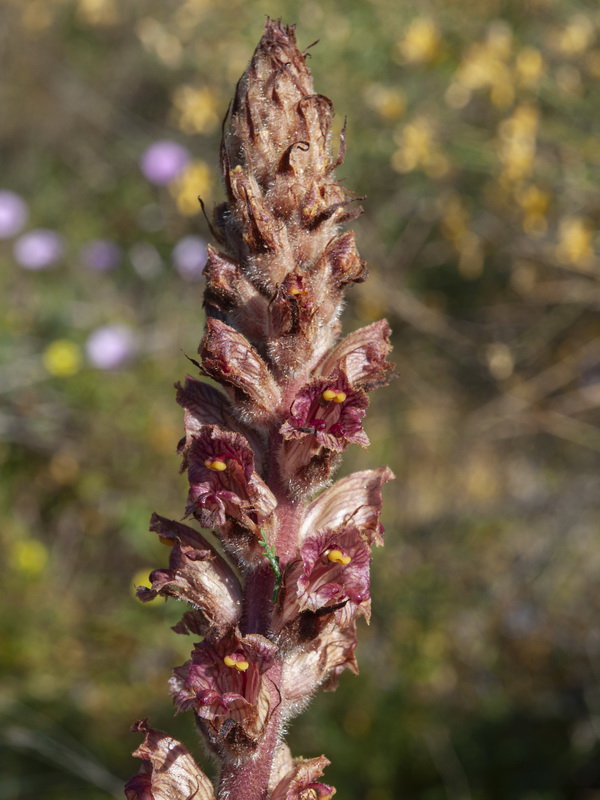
[
  {"xmin": 126, "ymin": 720, "xmax": 215, "ymax": 800},
  {"xmin": 315, "ymin": 319, "xmax": 394, "ymax": 392},
  {"xmin": 270, "ymin": 754, "xmax": 335, "ymax": 800},
  {"xmin": 301, "ymin": 466, "xmax": 394, "ymax": 546},
  {"xmin": 199, "ymin": 318, "xmax": 281, "ymax": 427},
  {"xmin": 137, "ymin": 514, "xmax": 243, "ymax": 630}
]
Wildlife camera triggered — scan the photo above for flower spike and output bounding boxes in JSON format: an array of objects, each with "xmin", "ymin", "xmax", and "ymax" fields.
[{"xmin": 127, "ymin": 18, "xmax": 393, "ymax": 800}]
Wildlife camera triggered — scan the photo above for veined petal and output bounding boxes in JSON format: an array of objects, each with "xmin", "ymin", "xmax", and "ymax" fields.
[
  {"xmin": 199, "ymin": 318, "xmax": 281, "ymax": 427},
  {"xmin": 171, "ymin": 630, "xmax": 277, "ymax": 730},
  {"xmin": 301, "ymin": 466, "xmax": 394, "ymax": 546},
  {"xmin": 280, "ymin": 620, "xmax": 358, "ymax": 713},
  {"xmin": 315, "ymin": 319, "xmax": 394, "ymax": 392},
  {"xmin": 136, "ymin": 514, "xmax": 243, "ymax": 632},
  {"xmin": 270, "ymin": 755, "xmax": 336, "ymax": 800},
  {"xmin": 175, "ymin": 377, "xmax": 264, "ymax": 466},
  {"xmin": 125, "ymin": 720, "xmax": 215, "ymax": 800}
]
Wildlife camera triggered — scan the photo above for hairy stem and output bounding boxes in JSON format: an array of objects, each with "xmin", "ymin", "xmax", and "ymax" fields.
[{"xmin": 217, "ymin": 661, "xmax": 284, "ymax": 800}]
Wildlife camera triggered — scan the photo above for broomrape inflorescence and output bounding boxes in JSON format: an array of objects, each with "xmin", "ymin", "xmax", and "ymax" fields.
[{"xmin": 125, "ymin": 19, "xmax": 394, "ymax": 800}]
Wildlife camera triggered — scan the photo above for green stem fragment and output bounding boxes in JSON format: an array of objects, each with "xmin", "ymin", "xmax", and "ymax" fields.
[{"xmin": 258, "ymin": 528, "xmax": 282, "ymax": 604}]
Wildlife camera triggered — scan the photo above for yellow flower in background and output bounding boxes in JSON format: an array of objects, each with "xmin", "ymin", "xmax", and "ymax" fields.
[
  {"xmin": 364, "ymin": 84, "xmax": 406, "ymax": 121},
  {"xmin": 555, "ymin": 217, "xmax": 595, "ymax": 268},
  {"xmin": 169, "ymin": 159, "xmax": 213, "ymax": 216},
  {"xmin": 10, "ymin": 538, "xmax": 49, "ymax": 577},
  {"xmin": 171, "ymin": 85, "xmax": 219, "ymax": 135},
  {"xmin": 516, "ymin": 184, "xmax": 550, "ymax": 236},
  {"xmin": 76, "ymin": 0, "xmax": 119, "ymax": 26},
  {"xmin": 42, "ymin": 340, "xmax": 82, "ymax": 377},
  {"xmin": 555, "ymin": 14, "xmax": 595, "ymax": 57},
  {"xmin": 440, "ymin": 194, "xmax": 469, "ymax": 244},
  {"xmin": 136, "ymin": 17, "xmax": 183, "ymax": 68},
  {"xmin": 396, "ymin": 17, "xmax": 441, "ymax": 64},
  {"xmin": 516, "ymin": 47, "xmax": 545, "ymax": 88},
  {"xmin": 454, "ymin": 44, "xmax": 513, "ymax": 108},
  {"xmin": 496, "ymin": 104, "xmax": 539, "ymax": 183},
  {"xmin": 132, "ymin": 568, "xmax": 161, "ymax": 603},
  {"xmin": 391, "ymin": 117, "xmax": 449, "ymax": 178}
]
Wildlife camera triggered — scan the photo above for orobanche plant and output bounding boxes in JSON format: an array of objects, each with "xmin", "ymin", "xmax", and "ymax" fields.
[{"xmin": 125, "ymin": 19, "xmax": 393, "ymax": 800}]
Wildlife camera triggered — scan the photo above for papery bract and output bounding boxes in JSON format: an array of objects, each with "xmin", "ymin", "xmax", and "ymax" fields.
[
  {"xmin": 271, "ymin": 755, "xmax": 336, "ymax": 800},
  {"xmin": 126, "ymin": 720, "xmax": 215, "ymax": 800},
  {"xmin": 136, "ymin": 514, "xmax": 243, "ymax": 634}
]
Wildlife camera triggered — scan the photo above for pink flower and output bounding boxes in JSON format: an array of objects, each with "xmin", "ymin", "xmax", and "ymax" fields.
[
  {"xmin": 0, "ymin": 190, "xmax": 28, "ymax": 239},
  {"xmin": 140, "ymin": 140, "xmax": 190, "ymax": 185},
  {"xmin": 136, "ymin": 514, "xmax": 243, "ymax": 634},
  {"xmin": 172, "ymin": 235, "xmax": 208, "ymax": 281},
  {"xmin": 13, "ymin": 229, "xmax": 65, "ymax": 270},
  {"xmin": 80, "ymin": 239, "xmax": 122, "ymax": 272},
  {"xmin": 85, "ymin": 324, "xmax": 136, "ymax": 370}
]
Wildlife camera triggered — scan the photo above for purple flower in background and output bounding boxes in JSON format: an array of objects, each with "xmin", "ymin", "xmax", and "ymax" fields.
[
  {"xmin": 129, "ymin": 242, "xmax": 163, "ymax": 279},
  {"xmin": 80, "ymin": 239, "xmax": 122, "ymax": 272},
  {"xmin": 0, "ymin": 190, "xmax": 28, "ymax": 238},
  {"xmin": 172, "ymin": 235, "xmax": 207, "ymax": 281},
  {"xmin": 140, "ymin": 140, "xmax": 190, "ymax": 185},
  {"xmin": 13, "ymin": 229, "xmax": 65, "ymax": 270},
  {"xmin": 86, "ymin": 324, "xmax": 135, "ymax": 369}
]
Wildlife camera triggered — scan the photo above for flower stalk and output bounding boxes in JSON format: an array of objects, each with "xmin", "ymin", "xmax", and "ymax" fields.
[{"xmin": 126, "ymin": 19, "xmax": 393, "ymax": 800}]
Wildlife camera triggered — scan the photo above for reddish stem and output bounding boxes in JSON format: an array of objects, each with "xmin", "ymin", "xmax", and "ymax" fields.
[{"xmin": 217, "ymin": 660, "xmax": 284, "ymax": 800}]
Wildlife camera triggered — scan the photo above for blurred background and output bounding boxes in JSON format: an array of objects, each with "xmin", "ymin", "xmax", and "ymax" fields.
[{"xmin": 1, "ymin": 0, "xmax": 600, "ymax": 797}]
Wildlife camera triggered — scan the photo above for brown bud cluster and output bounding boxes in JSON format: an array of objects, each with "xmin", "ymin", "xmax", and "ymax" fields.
[{"xmin": 127, "ymin": 19, "xmax": 393, "ymax": 800}]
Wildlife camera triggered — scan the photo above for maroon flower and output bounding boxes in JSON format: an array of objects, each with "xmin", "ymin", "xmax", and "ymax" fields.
[
  {"xmin": 278, "ymin": 526, "xmax": 372, "ymax": 629},
  {"xmin": 171, "ymin": 631, "xmax": 277, "ymax": 740},
  {"xmin": 186, "ymin": 425, "xmax": 276, "ymax": 531},
  {"xmin": 281, "ymin": 372, "xmax": 368, "ymax": 452}
]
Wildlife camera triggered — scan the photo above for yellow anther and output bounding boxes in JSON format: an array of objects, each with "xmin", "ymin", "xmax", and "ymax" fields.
[
  {"xmin": 158, "ymin": 536, "xmax": 176, "ymax": 547},
  {"xmin": 322, "ymin": 389, "xmax": 346, "ymax": 403},
  {"xmin": 289, "ymin": 287, "xmax": 304, "ymax": 296},
  {"xmin": 204, "ymin": 458, "xmax": 227, "ymax": 471},
  {"xmin": 327, "ymin": 549, "xmax": 351, "ymax": 566},
  {"xmin": 223, "ymin": 655, "xmax": 249, "ymax": 671}
]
